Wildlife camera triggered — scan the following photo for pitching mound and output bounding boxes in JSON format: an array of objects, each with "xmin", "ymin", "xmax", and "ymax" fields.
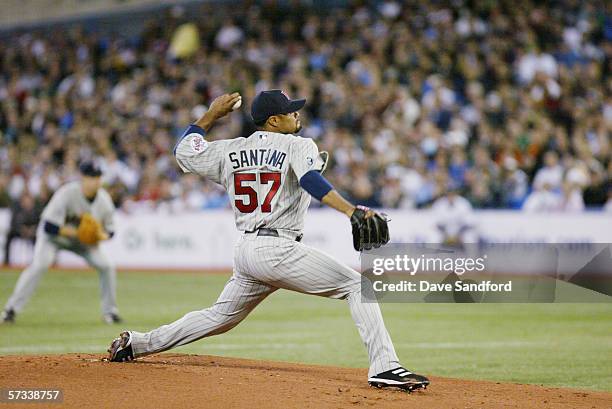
[{"xmin": 0, "ymin": 354, "xmax": 609, "ymax": 408}]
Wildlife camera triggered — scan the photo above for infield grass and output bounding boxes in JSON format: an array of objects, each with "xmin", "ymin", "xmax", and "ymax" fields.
[{"xmin": 1, "ymin": 269, "xmax": 610, "ymax": 391}]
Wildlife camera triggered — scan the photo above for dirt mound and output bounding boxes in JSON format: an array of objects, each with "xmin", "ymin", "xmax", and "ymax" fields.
[{"xmin": 0, "ymin": 354, "xmax": 609, "ymax": 408}]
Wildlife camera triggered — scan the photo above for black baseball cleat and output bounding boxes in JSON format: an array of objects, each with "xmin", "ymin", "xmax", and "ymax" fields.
[
  {"xmin": 107, "ymin": 331, "xmax": 135, "ymax": 362},
  {"xmin": 103, "ymin": 313, "xmax": 123, "ymax": 325},
  {"xmin": 368, "ymin": 367, "xmax": 430, "ymax": 392},
  {"xmin": 1, "ymin": 309, "xmax": 15, "ymax": 324}
]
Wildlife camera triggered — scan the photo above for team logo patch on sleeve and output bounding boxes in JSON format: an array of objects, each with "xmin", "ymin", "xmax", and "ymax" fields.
[{"xmin": 190, "ymin": 134, "xmax": 208, "ymax": 153}]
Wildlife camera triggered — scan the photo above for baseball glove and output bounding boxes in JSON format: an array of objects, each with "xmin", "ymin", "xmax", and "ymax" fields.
[
  {"xmin": 350, "ymin": 205, "xmax": 390, "ymax": 251},
  {"xmin": 77, "ymin": 213, "xmax": 104, "ymax": 245}
]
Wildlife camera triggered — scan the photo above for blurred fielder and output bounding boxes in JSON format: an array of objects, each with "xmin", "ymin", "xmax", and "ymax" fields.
[
  {"xmin": 108, "ymin": 91, "xmax": 429, "ymax": 392},
  {"xmin": 1, "ymin": 162, "xmax": 121, "ymax": 324},
  {"xmin": 433, "ymin": 189, "xmax": 477, "ymax": 245}
]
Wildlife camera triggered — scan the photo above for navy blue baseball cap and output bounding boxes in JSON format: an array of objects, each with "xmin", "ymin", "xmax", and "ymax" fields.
[
  {"xmin": 79, "ymin": 161, "xmax": 102, "ymax": 177},
  {"xmin": 251, "ymin": 90, "xmax": 306, "ymax": 124}
]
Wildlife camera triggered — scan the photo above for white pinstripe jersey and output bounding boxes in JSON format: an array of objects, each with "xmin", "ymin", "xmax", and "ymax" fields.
[
  {"xmin": 40, "ymin": 181, "xmax": 115, "ymax": 246},
  {"xmin": 175, "ymin": 130, "xmax": 326, "ymax": 232}
]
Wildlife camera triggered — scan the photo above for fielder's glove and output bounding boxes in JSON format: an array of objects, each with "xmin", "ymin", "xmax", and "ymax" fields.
[
  {"xmin": 77, "ymin": 213, "xmax": 104, "ymax": 245},
  {"xmin": 350, "ymin": 205, "xmax": 390, "ymax": 251}
]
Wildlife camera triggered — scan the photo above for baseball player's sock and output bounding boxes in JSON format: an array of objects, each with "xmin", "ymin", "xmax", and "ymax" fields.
[{"xmin": 368, "ymin": 367, "xmax": 429, "ymax": 391}]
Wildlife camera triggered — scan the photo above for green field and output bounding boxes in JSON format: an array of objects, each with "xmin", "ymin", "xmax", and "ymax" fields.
[{"xmin": 1, "ymin": 270, "xmax": 611, "ymax": 391}]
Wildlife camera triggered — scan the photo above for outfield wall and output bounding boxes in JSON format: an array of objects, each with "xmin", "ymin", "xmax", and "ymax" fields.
[{"xmin": 1, "ymin": 209, "xmax": 610, "ymax": 270}]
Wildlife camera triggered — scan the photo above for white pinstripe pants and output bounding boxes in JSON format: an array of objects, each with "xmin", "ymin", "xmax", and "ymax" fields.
[
  {"xmin": 5, "ymin": 232, "xmax": 118, "ymax": 316},
  {"xmin": 130, "ymin": 233, "xmax": 400, "ymax": 376}
]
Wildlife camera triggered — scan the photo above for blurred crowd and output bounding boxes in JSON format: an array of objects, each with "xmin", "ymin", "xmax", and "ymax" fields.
[{"xmin": 0, "ymin": 0, "xmax": 610, "ymax": 217}]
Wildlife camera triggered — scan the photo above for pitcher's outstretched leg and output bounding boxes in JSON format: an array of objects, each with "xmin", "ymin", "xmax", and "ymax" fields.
[{"xmin": 108, "ymin": 274, "xmax": 275, "ymax": 360}]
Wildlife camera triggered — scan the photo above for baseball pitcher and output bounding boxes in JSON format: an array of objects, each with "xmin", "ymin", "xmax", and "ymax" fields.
[
  {"xmin": 108, "ymin": 91, "xmax": 429, "ymax": 391},
  {"xmin": 1, "ymin": 162, "xmax": 121, "ymax": 324}
]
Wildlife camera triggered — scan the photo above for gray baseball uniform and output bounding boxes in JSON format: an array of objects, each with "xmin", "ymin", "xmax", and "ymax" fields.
[
  {"xmin": 128, "ymin": 130, "xmax": 400, "ymax": 376},
  {"xmin": 4, "ymin": 181, "xmax": 118, "ymax": 316}
]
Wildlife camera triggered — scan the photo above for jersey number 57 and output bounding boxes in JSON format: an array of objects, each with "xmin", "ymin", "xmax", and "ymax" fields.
[{"xmin": 233, "ymin": 172, "xmax": 281, "ymax": 213}]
